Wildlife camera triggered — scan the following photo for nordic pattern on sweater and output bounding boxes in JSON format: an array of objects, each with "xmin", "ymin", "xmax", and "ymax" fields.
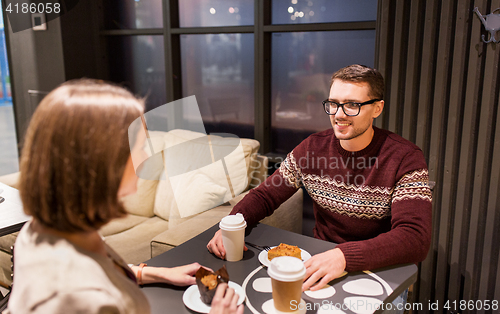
[
  {"xmin": 279, "ymin": 150, "xmax": 431, "ymax": 220},
  {"xmin": 392, "ymin": 169, "xmax": 432, "ymax": 203}
]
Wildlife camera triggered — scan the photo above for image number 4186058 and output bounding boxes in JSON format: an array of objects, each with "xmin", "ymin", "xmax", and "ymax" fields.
[
  {"xmin": 5, "ymin": 2, "xmax": 61, "ymax": 14},
  {"xmin": 3, "ymin": 0, "xmax": 80, "ymax": 33}
]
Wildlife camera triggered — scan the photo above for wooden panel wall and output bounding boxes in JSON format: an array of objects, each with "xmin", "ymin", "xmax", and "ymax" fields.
[{"xmin": 375, "ymin": 0, "xmax": 500, "ymax": 312}]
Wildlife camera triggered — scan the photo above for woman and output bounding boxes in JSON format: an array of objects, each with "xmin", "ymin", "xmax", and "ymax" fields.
[{"xmin": 8, "ymin": 79, "xmax": 243, "ymax": 314}]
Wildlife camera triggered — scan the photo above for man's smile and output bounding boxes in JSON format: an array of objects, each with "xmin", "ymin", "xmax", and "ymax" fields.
[
  {"xmin": 335, "ymin": 120, "xmax": 352, "ymax": 130},
  {"xmin": 336, "ymin": 121, "xmax": 351, "ymax": 126}
]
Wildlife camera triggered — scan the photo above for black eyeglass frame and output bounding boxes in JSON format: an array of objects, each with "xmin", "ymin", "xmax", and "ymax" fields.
[{"xmin": 322, "ymin": 98, "xmax": 382, "ymax": 116}]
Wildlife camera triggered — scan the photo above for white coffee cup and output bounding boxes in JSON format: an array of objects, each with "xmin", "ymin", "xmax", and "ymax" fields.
[
  {"xmin": 267, "ymin": 256, "xmax": 306, "ymax": 312},
  {"xmin": 219, "ymin": 213, "xmax": 247, "ymax": 261}
]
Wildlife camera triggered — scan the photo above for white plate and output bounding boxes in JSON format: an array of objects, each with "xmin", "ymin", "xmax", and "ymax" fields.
[
  {"xmin": 182, "ymin": 281, "xmax": 245, "ymax": 313},
  {"xmin": 258, "ymin": 247, "xmax": 311, "ymax": 267}
]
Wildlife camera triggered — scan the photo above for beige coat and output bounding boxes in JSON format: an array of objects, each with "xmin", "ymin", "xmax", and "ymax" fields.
[{"xmin": 7, "ymin": 220, "xmax": 150, "ymax": 314}]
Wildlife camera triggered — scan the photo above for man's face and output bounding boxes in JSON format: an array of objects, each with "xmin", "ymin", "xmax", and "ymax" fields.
[{"xmin": 328, "ymin": 79, "xmax": 383, "ymax": 143}]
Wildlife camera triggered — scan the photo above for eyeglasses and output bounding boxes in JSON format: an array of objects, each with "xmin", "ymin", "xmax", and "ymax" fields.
[{"xmin": 322, "ymin": 99, "xmax": 382, "ymax": 117}]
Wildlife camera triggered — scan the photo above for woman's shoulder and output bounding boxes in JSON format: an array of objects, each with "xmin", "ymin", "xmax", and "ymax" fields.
[
  {"xmin": 10, "ymin": 288, "xmax": 126, "ymax": 314},
  {"xmin": 15, "ymin": 221, "xmax": 106, "ymax": 275},
  {"xmin": 11, "ymin": 222, "xmax": 134, "ymax": 311}
]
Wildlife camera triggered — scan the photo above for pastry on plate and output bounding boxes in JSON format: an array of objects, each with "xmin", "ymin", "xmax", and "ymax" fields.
[
  {"xmin": 195, "ymin": 265, "xmax": 229, "ymax": 304},
  {"xmin": 267, "ymin": 243, "xmax": 301, "ymax": 261}
]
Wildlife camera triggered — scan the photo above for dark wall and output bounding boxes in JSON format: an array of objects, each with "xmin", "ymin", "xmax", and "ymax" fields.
[
  {"xmin": 3, "ymin": 0, "xmax": 102, "ymax": 147},
  {"xmin": 3, "ymin": 3, "xmax": 66, "ymax": 144},
  {"xmin": 60, "ymin": 1, "xmax": 105, "ymax": 81},
  {"xmin": 376, "ymin": 0, "xmax": 500, "ymax": 310}
]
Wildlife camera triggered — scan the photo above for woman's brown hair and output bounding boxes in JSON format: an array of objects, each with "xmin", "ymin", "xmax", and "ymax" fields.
[{"xmin": 19, "ymin": 79, "xmax": 144, "ymax": 232}]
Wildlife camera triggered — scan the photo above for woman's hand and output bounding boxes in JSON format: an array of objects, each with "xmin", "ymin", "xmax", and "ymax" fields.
[
  {"xmin": 209, "ymin": 283, "xmax": 244, "ymax": 314},
  {"xmin": 137, "ymin": 262, "xmax": 210, "ymax": 286}
]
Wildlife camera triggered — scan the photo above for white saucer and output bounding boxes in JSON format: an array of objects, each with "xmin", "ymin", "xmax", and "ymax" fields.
[
  {"xmin": 258, "ymin": 247, "xmax": 311, "ymax": 267},
  {"xmin": 261, "ymin": 298, "xmax": 307, "ymax": 314},
  {"xmin": 183, "ymin": 281, "xmax": 245, "ymax": 313}
]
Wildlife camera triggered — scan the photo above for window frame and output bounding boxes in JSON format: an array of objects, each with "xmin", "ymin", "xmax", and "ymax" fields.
[{"xmin": 100, "ymin": 0, "xmax": 377, "ymax": 159}]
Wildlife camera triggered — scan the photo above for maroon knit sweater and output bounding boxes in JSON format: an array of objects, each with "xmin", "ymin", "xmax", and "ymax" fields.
[{"xmin": 230, "ymin": 127, "xmax": 432, "ymax": 272}]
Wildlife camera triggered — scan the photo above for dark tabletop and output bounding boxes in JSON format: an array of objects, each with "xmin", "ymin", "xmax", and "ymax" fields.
[
  {"xmin": 141, "ymin": 223, "xmax": 417, "ymax": 314},
  {"xmin": 0, "ymin": 182, "xmax": 29, "ymax": 237}
]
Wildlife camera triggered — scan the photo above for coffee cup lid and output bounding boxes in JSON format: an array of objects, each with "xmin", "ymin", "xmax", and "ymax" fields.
[
  {"xmin": 219, "ymin": 213, "xmax": 247, "ymax": 230},
  {"xmin": 267, "ymin": 256, "xmax": 306, "ymax": 282}
]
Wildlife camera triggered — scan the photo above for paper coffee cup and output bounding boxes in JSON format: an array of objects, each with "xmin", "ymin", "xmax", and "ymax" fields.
[
  {"xmin": 267, "ymin": 256, "xmax": 306, "ymax": 312},
  {"xmin": 219, "ymin": 213, "xmax": 247, "ymax": 261}
]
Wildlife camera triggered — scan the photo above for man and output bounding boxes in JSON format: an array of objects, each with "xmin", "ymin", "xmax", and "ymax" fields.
[{"xmin": 207, "ymin": 64, "xmax": 432, "ymax": 293}]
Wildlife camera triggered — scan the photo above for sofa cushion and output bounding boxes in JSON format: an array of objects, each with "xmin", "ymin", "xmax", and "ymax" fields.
[
  {"xmin": 0, "ymin": 172, "xmax": 21, "ymax": 189},
  {"xmin": 0, "ymin": 249, "xmax": 13, "ymax": 287},
  {"xmin": 152, "ymin": 173, "xmax": 172, "ymax": 221},
  {"xmin": 260, "ymin": 188, "xmax": 303, "ymax": 234},
  {"xmin": 0, "ymin": 232, "xmax": 18, "ymax": 254},
  {"xmin": 153, "ymin": 129, "xmax": 259, "ymax": 222},
  {"xmin": 120, "ymin": 178, "xmax": 159, "ymax": 217},
  {"xmin": 238, "ymin": 138, "xmax": 260, "ymax": 190},
  {"xmin": 170, "ymin": 172, "xmax": 227, "ymax": 219},
  {"xmin": 99, "ymin": 214, "xmax": 149, "ymax": 237},
  {"xmin": 119, "ymin": 131, "xmax": 165, "ymax": 217},
  {"xmin": 103, "ymin": 216, "xmax": 169, "ymax": 264},
  {"xmin": 249, "ymin": 154, "xmax": 269, "ymax": 188},
  {"xmin": 157, "ymin": 168, "xmax": 230, "ymax": 225},
  {"xmin": 163, "ymin": 129, "xmax": 249, "ymax": 201}
]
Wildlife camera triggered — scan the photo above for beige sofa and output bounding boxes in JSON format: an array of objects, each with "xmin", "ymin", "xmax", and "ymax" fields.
[{"xmin": 0, "ymin": 130, "xmax": 303, "ymax": 288}]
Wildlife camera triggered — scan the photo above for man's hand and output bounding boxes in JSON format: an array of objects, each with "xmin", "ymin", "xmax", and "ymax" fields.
[
  {"xmin": 302, "ymin": 248, "xmax": 346, "ymax": 291},
  {"xmin": 207, "ymin": 230, "xmax": 226, "ymax": 259},
  {"xmin": 207, "ymin": 229, "xmax": 247, "ymax": 260}
]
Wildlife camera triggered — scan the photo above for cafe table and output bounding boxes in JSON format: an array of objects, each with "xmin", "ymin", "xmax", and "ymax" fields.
[
  {"xmin": 0, "ymin": 182, "xmax": 29, "ymax": 237},
  {"xmin": 141, "ymin": 223, "xmax": 417, "ymax": 314}
]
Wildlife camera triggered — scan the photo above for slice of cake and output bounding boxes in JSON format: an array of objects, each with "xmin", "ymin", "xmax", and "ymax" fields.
[{"xmin": 267, "ymin": 243, "xmax": 302, "ymax": 261}]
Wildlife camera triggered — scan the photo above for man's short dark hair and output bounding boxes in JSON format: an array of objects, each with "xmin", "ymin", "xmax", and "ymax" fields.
[{"xmin": 330, "ymin": 64, "xmax": 385, "ymax": 100}]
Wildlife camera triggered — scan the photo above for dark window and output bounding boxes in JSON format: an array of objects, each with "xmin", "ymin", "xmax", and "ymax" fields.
[
  {"xmin": 181, "ymin": 33, "xmax": 254, "ymax": 138},
  {"xmin": 103, "ymin": 0, "xmax": 163, "ymax": 29},
  {"xmin": 106, "ymin": 35, "xmax": 166, "ymax": 111},
  {"xmin": 100, "ymin": 1, "xmax": 377, "ymax": 154},
  {"xmin": 272, "ymin": 0, "xmax": 377, "ymax": 24},
  {"xmin": 179, "ymin": 0, "xmax": 254, "ymax": 27}
]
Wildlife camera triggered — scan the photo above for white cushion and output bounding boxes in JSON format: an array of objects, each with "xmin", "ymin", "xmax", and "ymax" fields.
[
  {"xmin": 120, "ymin": 178, "xmax": 158, "ymax": 217},
  {"xmin": 120, "ymin": 131, "xmax": 166, "ymax": 217},
  {"xmin": 170, "ymin": 171, "xmax": 227, "ymax": 218},
  {"xmin": 239, "ymin": 138, "xmax": 261, "ymax": 190},
  {"xmin": 167, "ymin": 173, "xmax": 228, "ymax": 228},
  {"xmin": 153, "ymin": 129, "xmax": 253, "ymax": 222}
]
